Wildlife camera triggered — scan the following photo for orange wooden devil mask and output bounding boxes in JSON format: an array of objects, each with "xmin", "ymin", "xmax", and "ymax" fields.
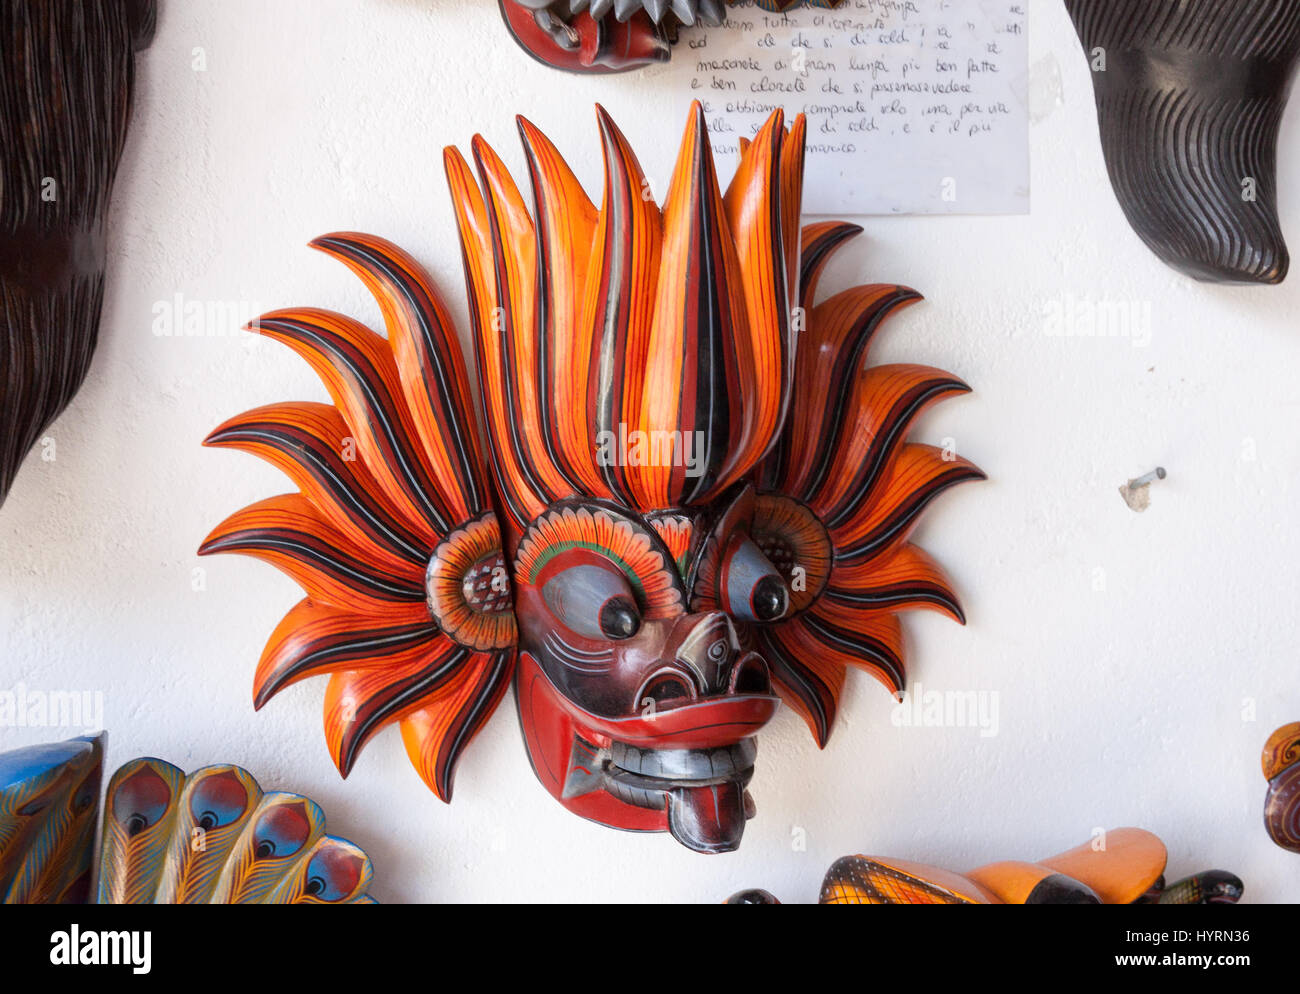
[{"xmin": 200, "ymin": 103, "xmax": 982, "ymax": 852}]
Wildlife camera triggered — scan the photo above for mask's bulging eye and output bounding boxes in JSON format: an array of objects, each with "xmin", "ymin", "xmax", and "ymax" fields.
[
  {"xmin": 542, "ymin": 562, "xmax": 643, "ymax": 641},
  {"xmin": 722, "ymin": 536, "xmax": 790, "ymax": 623}
]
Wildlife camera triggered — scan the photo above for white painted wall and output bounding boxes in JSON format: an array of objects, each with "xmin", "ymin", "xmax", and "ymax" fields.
[{"xmin": 3, "ymin": 0, "xmax": 1298, "ymax": 903}]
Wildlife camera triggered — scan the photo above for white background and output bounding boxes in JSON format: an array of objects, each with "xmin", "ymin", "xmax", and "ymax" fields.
[{"xmin": 3, "ymin": 0, "xmax": 1299, "ymax": 903}]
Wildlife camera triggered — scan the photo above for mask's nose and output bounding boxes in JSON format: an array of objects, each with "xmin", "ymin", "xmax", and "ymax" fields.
[{"xmin": 657, "ymin": 612, "xmax": 772, "ymax": 698}]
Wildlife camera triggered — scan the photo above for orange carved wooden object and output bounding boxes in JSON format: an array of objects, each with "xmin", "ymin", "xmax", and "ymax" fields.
[
  {"xmin": 201, "ymin": 103, "xmax": 981, "ymax": 852},
  {"xmin": 730, "ymin": 829, "xmax": 1243, "ymax": 904},
  {"xmin": 1263, "ymin": 722, "xmax": 1300, "ymax": 853}
]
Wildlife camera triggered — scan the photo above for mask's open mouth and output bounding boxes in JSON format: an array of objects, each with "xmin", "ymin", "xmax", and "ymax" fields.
[
  {"xmin": 516, "ymin": 649, "xmax": 781, "ymax": 853},
  {"xmin": 608, "ymin": 738, "xmax": 756, "ymax": 782},
  {"xmin": 565, "ymin": 737, "xmax": 759, "ymax": 853}
]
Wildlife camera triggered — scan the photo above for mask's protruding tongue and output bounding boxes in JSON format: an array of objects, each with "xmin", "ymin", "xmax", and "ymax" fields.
[{"xmin": 666, "ymin": 779, "xmax": 747, "ymax": 853}]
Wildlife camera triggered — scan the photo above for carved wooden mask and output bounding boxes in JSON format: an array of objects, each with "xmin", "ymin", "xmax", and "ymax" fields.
[
  {"xmin": 1066, "ymin": 0, "xmax": 1300, "ymax": 283},
  {"xmin": 0, "ymin": 0, "xmax": 155, "ymax": 506},
  {"xmin": 201, "ymin": 104, "xmax": 982, "ymax": 853},
  {"xmin": 500, "ymin": 0, "xmax": 846, "ymax": 73},
  {"xmin": 0, "ymin": 734, "xmax": 375, "ymax": 903}
]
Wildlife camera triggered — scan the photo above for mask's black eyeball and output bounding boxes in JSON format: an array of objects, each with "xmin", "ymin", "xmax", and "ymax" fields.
[
  {"xmin": 752, "ymin": 575, "xmax": 789, "ymax": 622},
  {"xmin": 599, "ymin": 596, "xmax": 641, "ymax": 640},
  {"xmin": 720, "ymin": 535, "xmax": 789, "ymax": 623}
]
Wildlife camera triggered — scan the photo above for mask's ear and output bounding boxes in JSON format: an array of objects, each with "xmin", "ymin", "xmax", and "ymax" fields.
[{"xmin": 125, "ymin": 0, "xmax": 157, "ymax": 50}]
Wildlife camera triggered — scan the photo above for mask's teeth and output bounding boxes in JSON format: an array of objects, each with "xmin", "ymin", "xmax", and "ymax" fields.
[
  {"xmin": 538, "ymin": 0, "xmax": 699, "ymax": 26},
  {"xmin": 643, "ymin": 0, "xmax": 671, "ymax": 23},
  {"xmin": 614, "ymin": 0, "xmax": 643, "ymax": 20},
  {"xmin": 608, "ymin": 739, "xmax": 758, "ymax": 780},
  {"xmin": 521, "ymin": 0, "xmax": 719, "ymax": 28},
  {"xmin": 697, "ymin": 0, "xmax": 724, "ymax": 25}
]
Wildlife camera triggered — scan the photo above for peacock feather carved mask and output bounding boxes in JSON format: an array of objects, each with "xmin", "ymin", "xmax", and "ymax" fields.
[
  {"xmin": 200, "ymin": 103, "xmax": 983, "ymax": 853},
  {"xmin": 0, "ymin": 734, "xmax": 375, "ymax": 904}
]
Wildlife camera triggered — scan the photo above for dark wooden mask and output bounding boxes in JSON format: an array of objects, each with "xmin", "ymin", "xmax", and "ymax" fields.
[{"xmin": 0, "ymin": 0, "xmax": 156, "ymax": 506}]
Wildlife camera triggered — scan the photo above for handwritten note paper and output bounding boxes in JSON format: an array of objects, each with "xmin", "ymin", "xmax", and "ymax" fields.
[{"xmin": 669, "ymin": 0, "xmax": 1029, "ymax": 215}]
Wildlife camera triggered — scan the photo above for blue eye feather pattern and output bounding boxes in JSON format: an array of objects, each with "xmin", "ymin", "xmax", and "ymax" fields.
[
  {"xmin": 0, "ymin": 736, "xmax": 375, "ymax": 904},
  {"xmin": 97, "ymin": 759, "xmax": 186, "ymax": 904},
  {"xmin": 154, "ymin": 764, "xmax": 263, "ymax": 904},
  {"xmin": 99, "ymin": 762, "xmax": 374, "ymax": 904}
]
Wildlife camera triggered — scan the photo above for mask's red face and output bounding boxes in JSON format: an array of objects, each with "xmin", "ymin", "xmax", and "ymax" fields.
[{"xmin": 511, "ymin": 492, "xmax": 788, "ymax": 852}]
